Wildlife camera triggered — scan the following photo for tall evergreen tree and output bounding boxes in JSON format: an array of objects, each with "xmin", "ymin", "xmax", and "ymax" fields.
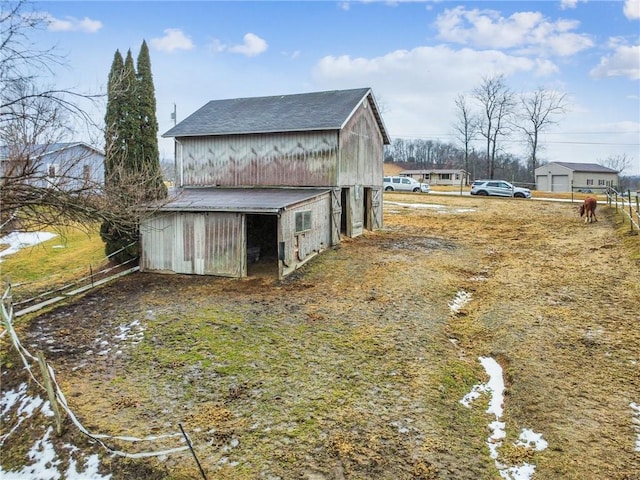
[
  {"xmin": 101, "ymin": 42, "xmax": 165, "ymax": 262},
  {"xmin": 136, "ymin": 40, "xmax": 166, "ymax": 199},
  {"xmin": 104, "ymin": 50, "xmax": 124, "ymax": 186},
  {"xmin": 121, "ymin": 49, "xmax": 142, "ymax": 172}
]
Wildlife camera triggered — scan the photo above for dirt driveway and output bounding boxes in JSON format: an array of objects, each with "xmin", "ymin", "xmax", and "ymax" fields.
[{"xmin": 2, "ymin": 193, "xmax": 639, "ymax": 479}]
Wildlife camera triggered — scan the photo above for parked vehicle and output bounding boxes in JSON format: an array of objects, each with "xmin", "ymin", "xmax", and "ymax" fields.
[
  {"xmin": 383, "ymin": 176, "xmax": 430, "ymax": 193},
  {"xmin": 470, "ymin": 180, "xmax": 531, "ymax": 198}
]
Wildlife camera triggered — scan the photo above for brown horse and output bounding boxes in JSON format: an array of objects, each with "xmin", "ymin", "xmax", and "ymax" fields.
[{"xmin": 579, "ymin": 197, "xmax": 597, "ymax": 223}]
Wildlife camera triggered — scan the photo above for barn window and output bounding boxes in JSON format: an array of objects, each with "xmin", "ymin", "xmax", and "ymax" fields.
[
  {"xmin": 83, "ymin": 165, "xmax": 91, "ymax": 184},
  {"xmin": 295, "ymin": 210, "xmax": 312, "ymax": 233},
  {"xmin": 47, "ymin": 164, "xmax": 58, "ymax": 177}
]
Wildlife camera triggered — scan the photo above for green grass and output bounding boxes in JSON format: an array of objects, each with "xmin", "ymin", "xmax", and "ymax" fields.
[{"xmin": 0, "ymin": 225, "xmax": 106, "ymax": 297}]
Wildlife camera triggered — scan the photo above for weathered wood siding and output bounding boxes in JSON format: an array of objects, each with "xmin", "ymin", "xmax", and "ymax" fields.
[
  {"xmin": 338, "ymin": 100, "xmax": 385, "ymax": 187},
  {"xmin": 141, "ymin": 211, "xmax": 245, "ymax": 277},
  {"xmin": 279, "ymin": 193, "xmax": 331, "ymax": 278},
  {"xmin": 178, "ymin": 132, "xmax": 339, "ymax": 187}
]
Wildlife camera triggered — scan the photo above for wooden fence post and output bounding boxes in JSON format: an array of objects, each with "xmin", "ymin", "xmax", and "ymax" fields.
[{"xmin": 36, "ymin": 350, "xmax": 65, "ymax": 436}]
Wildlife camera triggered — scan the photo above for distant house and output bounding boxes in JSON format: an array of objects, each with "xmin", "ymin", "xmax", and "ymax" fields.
[
  {"xmin": 0, "ymin": 142, "xmax": 104, "ymax": 190},
  {"xmin": 535, "ymin": 162, "xmax": 618, "ymax": 192},
  {"xmin": 140, "ymin": 88, "xmax": 390, "ymax": 279},
  {"xmin": 400, "ymin": 169, "xmax": 470, "ymax": 186}
]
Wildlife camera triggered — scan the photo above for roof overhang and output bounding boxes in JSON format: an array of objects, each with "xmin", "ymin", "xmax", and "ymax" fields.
[{"xmin": 146, "ymin": 187, "xmax": 331, "ymax": 214}]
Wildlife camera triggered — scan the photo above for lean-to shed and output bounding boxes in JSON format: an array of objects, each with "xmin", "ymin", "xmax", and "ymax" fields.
[{"xmin": 140, "ymin": 88, "xmax": 390, "ymax": 278}]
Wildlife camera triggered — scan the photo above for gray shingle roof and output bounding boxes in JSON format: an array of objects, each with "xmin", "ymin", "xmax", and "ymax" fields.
[
  {"xmin": 163, "ymin": 88, "xmax": 390, "ymax": 144},
  {"xmin": 550, "ymin": 162, "xmax": 618, "ymax": 173}
]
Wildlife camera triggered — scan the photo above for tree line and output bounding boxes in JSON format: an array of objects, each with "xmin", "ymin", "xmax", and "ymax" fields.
[{"xmin": 384, "ymin": 138, "xmax": 532, "ymax": 185}]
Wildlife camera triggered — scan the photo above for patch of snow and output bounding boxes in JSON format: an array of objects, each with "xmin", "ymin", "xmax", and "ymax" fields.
[
  {"xmin": 0, "ymin": 427, "xmax": 111, "ymax": 480},
  {"xmin": 460, "ymin": 357, "xmax": 548, "ymax": 480},
  {"xmin": 480, "ymin": 357, "xmax": 505, "ymax": 418},
  {"xmin": 631, "ymin": 402, "xmax": 640, "ymax": 452},
  {"xmin": 1, "ymin": 383, "xmax": 27, "ymax": 417},
  {"xmin": 0, "ymin": 231, "xmax": 58, "ymax": 261},
  {"xmin": 385, "ymin": 201, "xmax": 444, "ymax": 209},
  {"xmin": 516, "ymin": 428, "xmax": 548, "ymax": 451},
  {"xmin": 499, "ymin": 463, "xmax": 537, "ymax": 480},
  {"xmin": 454, "ymin": 208, "xmax": 477, "ymax": 213},
  {"xmin": 449, "ymin": 290, "xmax": 472, "ymax": 315},
  {"xmin": 0, "ymin": 388, "xmax": 111, "ymax": 479}
]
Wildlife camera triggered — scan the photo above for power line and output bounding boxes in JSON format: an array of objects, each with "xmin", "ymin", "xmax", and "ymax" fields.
[{"xmin": 388, "ymin": 133, "xmax": 640, "ymax": 147}]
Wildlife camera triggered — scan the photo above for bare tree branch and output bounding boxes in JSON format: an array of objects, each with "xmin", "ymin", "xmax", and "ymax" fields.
[
  {"xmin": 516, "ymin": 87, "xmax": 568, "ymax": 181},
  {"xmin": 473, "ymin": 75, "xmax": 516, "ymax": 179}
]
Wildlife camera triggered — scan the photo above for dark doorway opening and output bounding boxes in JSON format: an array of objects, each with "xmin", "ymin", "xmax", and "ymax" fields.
[
  {"xmin": 246, "ymin": 214, "xmax": 278, "ymax": 276},
  {"xmin": 340, "ymin": 188, "xmax": 348, "ymax": 235},
  {"xmin": 364, "ymin": 187, "xmax": 371, "ymax": 230}
]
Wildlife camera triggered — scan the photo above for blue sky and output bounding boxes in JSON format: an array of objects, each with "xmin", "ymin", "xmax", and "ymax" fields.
[{"xmin": 31, "ymin": 0, "xmax": 640, "ymax": 175}]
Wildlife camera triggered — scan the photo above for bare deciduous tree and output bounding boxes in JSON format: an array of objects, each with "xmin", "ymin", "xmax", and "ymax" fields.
[
  {"xmin": 600, "ymin": 153, "xmax": 631, "ymax": 175},
  {"xmin": 517, "ymin": 87, "xmax": 568, "ymax": 181},
  {"xmin": 453, "ymin": 93, "xmax": 476, "ymax": 182},
  {"xmin": 473, "ymin": 75, "xmax": 516, "ymax": 179},
  {"xmin": 1, "ymin": 1, "xmax": 104, "ymax": 232},
  {"xmin": 1, "ymin": 1, "xmax": 171, "ymax": 245}
]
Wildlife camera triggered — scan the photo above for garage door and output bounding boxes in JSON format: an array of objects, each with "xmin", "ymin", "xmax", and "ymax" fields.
[
  {"xmin": 551, "ymin": 175, "xmax": 569, "ymax": 192},
  {"xmin": 536, "ymin": 175, "xmax": 550, "ymax": 191}
]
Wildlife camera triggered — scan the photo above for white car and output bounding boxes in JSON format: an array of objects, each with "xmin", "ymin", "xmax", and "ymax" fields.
[
  {"xmin": 383, "ymin": 176, "xmax": 430, "ymax": 193},
  {"xmin": 470, "ymin": 180, "xmax": 531, "ymax": 198}
]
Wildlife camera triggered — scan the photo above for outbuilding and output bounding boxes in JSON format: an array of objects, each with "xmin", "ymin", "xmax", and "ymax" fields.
[
  {"xmin": 140, "ymin": 88, "xmax": 390, "ymax": 279},
  {"xmin": 400, "ymin": 168, "xmax": 470, "ymax": 186},
  {"xmin": 535, "ymin": 162, "xmax": 618, "ymax": 192}
]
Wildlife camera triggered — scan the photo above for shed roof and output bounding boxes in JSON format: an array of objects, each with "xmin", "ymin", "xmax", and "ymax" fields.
[
  {"xmin": 544, "ymin": 162, "xmax": 618, "ymax": 173},
  {"xmin": 151, "ymin": 187, "xmax": 331, "ymax": 214},
  {"xmin": 163, "ymin": 88, "xmax": 390, "ymax": 144}
]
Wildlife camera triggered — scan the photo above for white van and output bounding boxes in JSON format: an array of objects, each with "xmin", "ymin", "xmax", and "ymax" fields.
[{"xmin": 383, "ymin": 176, "xmax": 430, "ymax": 193}]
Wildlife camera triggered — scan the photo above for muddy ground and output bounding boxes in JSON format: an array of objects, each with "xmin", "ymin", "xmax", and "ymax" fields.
[{"xmin": 2, "ymin": 193, "xmax": 639, "ymax": 479}]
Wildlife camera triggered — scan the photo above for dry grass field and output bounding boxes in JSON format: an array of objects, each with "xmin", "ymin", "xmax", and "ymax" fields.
[{"xmin": 1, "ymin": 193, "xmax": 639, "ymax": 480}]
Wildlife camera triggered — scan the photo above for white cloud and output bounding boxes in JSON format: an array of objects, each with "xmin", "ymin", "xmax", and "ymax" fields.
[
  {"xmin": 560, "ymin": 0, "xmax": 579, "ymax": 10},
  {"xmin": 312, "ymin": 45, "xmax": 546, "ymax": 138},
  {"xmin": 228, "ymin": 33, "xmax": 268, "ymax": 57},
  {"xmin": 281, "ymin": 50, "xmax": 301, "ymax": 59},
  {"xmin": 212, "ymin": 33, "xmax": 268, "ymax": 57},
  {"xmin": 590, "ymin": 43, "xmax": 640, "ymax": 80},
  {"xmin": 150, "ymin": 28, "xmax": 194, "ymax": 53},
  {"xmin": 434, "ymin": 7, "xmax": 593, "ymax": 57},
  {"xmin": 624, "ymin": 0, "xmax": 640, "ymax": 19},
  {"xmin": 40, "ymin": 13, "xmax": 102, "ymax": 33},
  {"xmin": 209, "ymin": 39, "xmax": 227, "ymax": 54}
]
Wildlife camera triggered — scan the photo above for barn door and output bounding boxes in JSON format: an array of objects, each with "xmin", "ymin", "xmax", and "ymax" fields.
[
  {"xmin": 330, "ymin": 188, "xmax": 341, "ymax": 245},
  {"xmin": 367, "ymin": 187, "xmax": 382, "ymax": 230},
  {"xmin": 174, "ymin": 212, "xmax": 245, "ymax": 277}
]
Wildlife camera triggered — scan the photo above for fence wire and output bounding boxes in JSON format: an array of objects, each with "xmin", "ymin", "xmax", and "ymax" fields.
[
  {"xmin": 1, "ymin": 283, "xmax": 191, "ymax": 460},
  {"xmin": 606, "ymin": 188, "xmax": 640, "ymax": 233}
]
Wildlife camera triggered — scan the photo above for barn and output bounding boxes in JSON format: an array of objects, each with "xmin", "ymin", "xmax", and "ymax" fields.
[
  {"xmin": 535, "ymin": 162, "xmax": 619, "ymax": 192},
  {"xmin": 140, "ymin": 88, "xmax": 390, "ymax": 279}
]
